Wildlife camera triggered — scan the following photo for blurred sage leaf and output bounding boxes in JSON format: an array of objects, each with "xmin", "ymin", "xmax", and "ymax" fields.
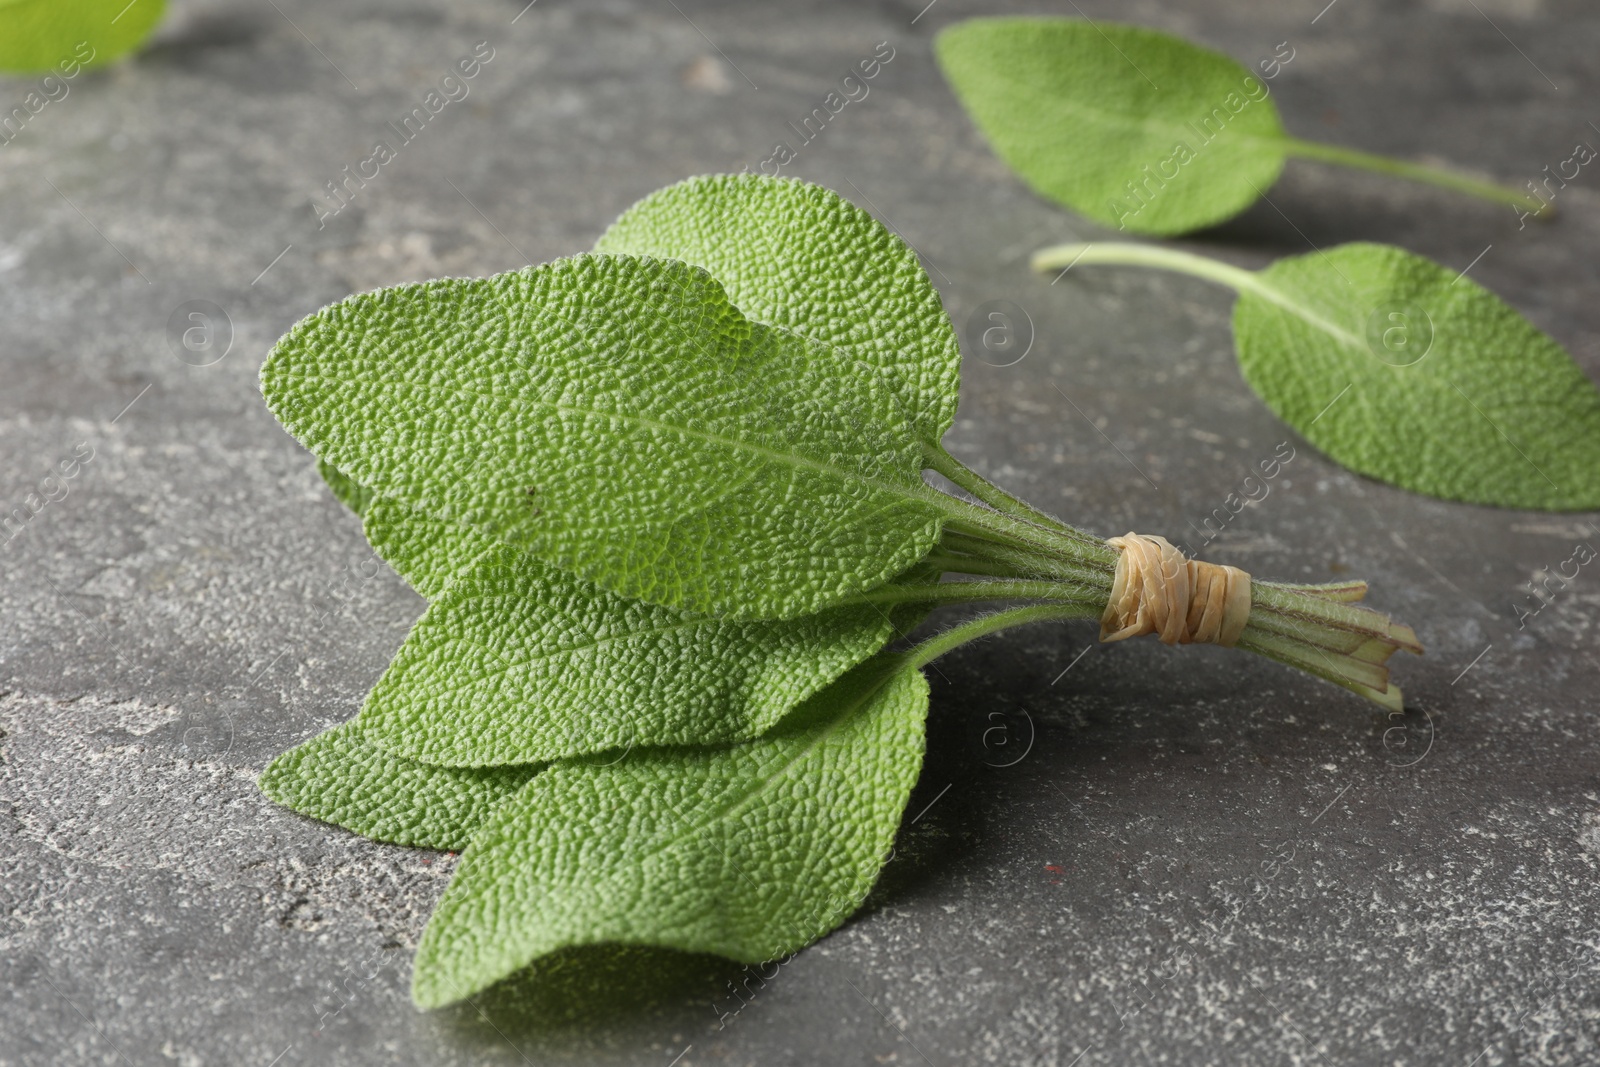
[
  {"xmin": 0, "ymin": 0, "xmax": 165, "ymax": 74},
  {"xmin": 937, "ymin": 17, "xmax": 1544, "ymax": 236}
]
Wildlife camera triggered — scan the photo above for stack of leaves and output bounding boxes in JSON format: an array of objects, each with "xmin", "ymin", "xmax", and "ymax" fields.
[{"xmin": 257, "ymin": 175, "xmax": 1419, "ymax": 1008}]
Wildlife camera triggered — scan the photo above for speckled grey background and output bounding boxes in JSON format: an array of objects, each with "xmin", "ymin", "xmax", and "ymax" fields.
[{"xmin": 2, "ymin": 0, "xmax": 1598, "ymax": 1064}]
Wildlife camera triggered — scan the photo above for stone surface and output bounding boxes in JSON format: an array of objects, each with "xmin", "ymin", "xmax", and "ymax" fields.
[{"xmin": 3, "ymin": 0, "xmax": 1599, "ymax": 1063}]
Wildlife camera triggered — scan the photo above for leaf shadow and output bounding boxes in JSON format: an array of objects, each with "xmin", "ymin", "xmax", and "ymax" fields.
[
  {"xmin": 1183, "ymin": 166, "xmax": 1509, "ymax": 260},
  {"xmin": 140, "ymin": 11, "xmax": 272, "ymax": 58},
  {"xmin": 851, "ymin": 619, "xmax": 1121, "ymax": 918},
  {"xmin": 432, "ymin": 943, "xmax": 743, "ymax": 1047},
  {"xmin": 854, "ymin": 618, "xmax": 1262, "ymax": 920}
]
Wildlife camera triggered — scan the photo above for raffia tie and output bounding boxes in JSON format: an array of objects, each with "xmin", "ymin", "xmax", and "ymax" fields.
[{"xmin": 1099, "ymin": 533, "xmax": 1252, "ymax": 648}]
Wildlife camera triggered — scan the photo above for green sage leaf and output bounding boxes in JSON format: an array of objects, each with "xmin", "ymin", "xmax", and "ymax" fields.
[
  {"xmin": 0, "ymin": 0, "xmax": 165, "ymax": 74},
  {"xmin": 410, "ymin": 655, "xmax": 929, "ymax": 1008},
  {"xmin": 1234, "ymin": 242, "xmax": 1600, "ymax": 509},
  {"xmin": 259, "ymin": 721, "xmax": 540, "ymax": 851},
  {"xmin": 318, "ymin": 458, "xmax": 377, "ymax": 519},
  {"xmin": 935, "ymin": 17, "xmax": 1286, "ymax": 236},
  {"xmin": 261, "ymin": 253, "xmax": 944, "ymax": 620},
  {"xmin": 595, "ymin": 174, "xmax": 962, "ymax": 444},
  {"xmin": 353, "ymin": 493, "xmax": 921, "ymax": 766},
  {"xmin": 356, "ymin": 539, "xmax": 923, "ymax": 766},
  {"xmin": 362, "ymin": 496, "xmax": 497, "ymax": 601}
]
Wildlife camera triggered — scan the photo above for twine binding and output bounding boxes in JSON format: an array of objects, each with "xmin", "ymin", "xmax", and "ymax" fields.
[{"xmin": 1099, "ymin": 533, "xmax": 1252, "ymax": 648}]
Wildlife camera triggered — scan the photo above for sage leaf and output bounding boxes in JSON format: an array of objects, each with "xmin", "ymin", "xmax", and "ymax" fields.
[
  {"xmin": 1236, "ymin": 243, "xmax": 1600, "ymax": 509},
  {"xmin": 362, "ymin": 497, "xmax": 497, "ymax": 601},
  {"xmin": 355, "ymin": 540, "xmax": 923, "ymax": 766},
  {"xmin": 314, "ymin": 456, "xmax": 493, "ymax": 600},
  {"xmin": 0, "ymin": 0, "xmax": 165, "ymax": 74},
  {"xmin": 320, "ymin": 464, "xmax": 496, "ymax": 600},
  {"xmin": 261, "ymin": 253, "xmax": 944, "ymax": 620},
  {"xmin": 936, "ymin": 17, "xmax": 1286, "ymax": 236},
  {"xmin": 936, "ymin": 18, "xmax": 1543, "ymax": 236},
  {"xmin": 595, "ymin": 174, "xmax": 962, "ymax": 444},
  {"xmin": 410, "ymin": 655, "xmax": 929, "ymax": 1008},
  {"xmin": 259, "ymin": 721, "xmax": 540, "ymax": 851},
  {"xmin": 318, "ymin": 458, "xmax": 377, "ymax": 518}
]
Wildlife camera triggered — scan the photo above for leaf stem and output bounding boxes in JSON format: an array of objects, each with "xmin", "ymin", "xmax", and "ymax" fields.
[
  {"xmin": 939, "ymin": 529, "xmax": 1112, "ymax": 589},
  {"xmin": 920, "ymin": 551, "xmax": 1033, "ymax": 579},
  {"xmin": 1279, "ymin": 136, "xmax": 1551, "ymax": 217},
  {"xmin": 913, "ymin": 418, "xmax": 1420, "ymax": 710},
  {"xmin": 901, "ymin": 604, "xmax": 1098, "ymax": 672},
  {"xmin": 922, "ymin": 449, "xmax": 1116, "ymax": 575},
  {"xmin": 1036, "ymin": 241, "xmax": 1376, "ymax": 350},
  {"xmin": 845, "ymin": 579, "xmax": 1103, "ymax": 611},
  {"xmin": 924, "ymin": 442, "xmax": 1077, "ymax": 535},
  {"xmin": 1028, "ymin": 242, "xmax": 1363, "ymax": 349},
  {"xmin": 1032, "ymin": 241, "xmax": 1262, "ymax": 296}
]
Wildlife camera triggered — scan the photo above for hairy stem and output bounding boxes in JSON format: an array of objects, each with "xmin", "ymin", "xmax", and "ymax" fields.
[
  {"xmin": 1239, "ymin": 579, "xmax": 1422, "ymax": 711},
  {"xmin": 844, "ymin": 579, "xmax": 1104, "ymax": 610},
  {"xmin": 916, "ymin": 416, "xmax": 1420, "ymax": 710},
  {"xmin": 1280, "ymin": 136, "xmax": 1551, "ymax": 216},
  {"xmin": 939, "ymin": 529, "xmax": 1113, "ymax": 590},
  {"xmin": 924, "ymin": 442, "xmax": 1078, "ymax": 536},
  {"xmin": 902, "ymin": 604, "xmax": 1098, "ymax": 672},
  {"xmin": 920, "ymin": 551, "xmax": 1035, "ymax": 579}
]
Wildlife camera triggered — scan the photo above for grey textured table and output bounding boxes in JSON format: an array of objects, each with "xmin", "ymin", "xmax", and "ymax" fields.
[{"xmin": 3, "ymin": 1, "xmax": 1598, "ymax": 1064}]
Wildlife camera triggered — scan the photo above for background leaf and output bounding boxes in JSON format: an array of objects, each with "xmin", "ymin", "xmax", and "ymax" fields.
[
  {"xmin": 0, "ymin": 0, "xmax": 165, "ymax": 73},
  {"xmin": 1235, "ymin": 242, "xmax": 1600, "ymax": 509},
  {"xmin": 258, "ymin": 721, "xmax": 540, "ymax": 851},
  {"xmin": 355, "ymin": 541, "xmax": 925, "ymax": 766},
  {"xmin": 595, "ymin": 174, "xmax": 962, "ymax": 444},
  {"xmin": 935, "ymin": 17, "xmax": 1285, "ymax": 236},
  {"xmin": 410, "ymin": 655, "xmax": 929, "ymax": 1008},
  {"xmin": 261, "ymin": 253, "xmax": 944, "ymax": 620}
]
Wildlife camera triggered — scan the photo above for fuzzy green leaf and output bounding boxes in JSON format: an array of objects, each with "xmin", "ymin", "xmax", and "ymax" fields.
[
  {"xmin": 410, "ymin": 655, "xmax": 929, "ymax": 1008},
  {"xmin": 355, "ymin": 495, "xmax": 923, "ymax": 766},
  {"xmin": 320, "ymin": 464, "xmax": 494, "ymax": 601},
  {"xmin": 355, "ymin": 538, "xmax": 922, "ymax": 766},
  {"xmin": 259, "ymin": 721, "xmax": 540, "ymax": 851},
  {"xmin": 362, "ymin": 496, "xmax": 497, "ymax": 601},
  {"xmin": 0, "ymin": 0, "xmax": 165, "ymax": 74},
  {"xmin": 935, "ymin": 17, "xmax": 1285, "ymax": 236},
  {"xmin": 1233, "ymin": 242, "xmax": 1600, "ymax": 509},
  {"xmin": 318, "ymin": 458, "xmax": 377, "ymax": 518},
  {"xmin": 595, "ymin": 174, "xmax": 962, "ymax": 444},
  {"xmin": 261, "ymin": 253, "xmax": 944, "ymax": 620},
  {"xmin": 315, "ymin": 460, "xmax": 493, "ymax": 600}
]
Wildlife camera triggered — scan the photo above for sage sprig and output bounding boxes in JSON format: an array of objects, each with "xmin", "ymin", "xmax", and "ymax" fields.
[
  {"xmin": 258, "ymin": 175, "xmax": 1420, "ymax": 1007},
  {"xmin": 935, "ymin": 17, "xmax": 1547, "ymax": 236},
  {"xmin": 1033, "ymin": 240, "xmax": 1600, "ymax": 510}
]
